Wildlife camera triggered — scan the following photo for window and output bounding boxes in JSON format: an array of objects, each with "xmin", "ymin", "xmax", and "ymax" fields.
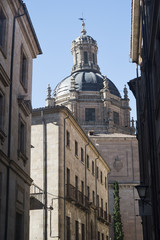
[
  {"xmin": 20, "ymin": 48, "xmax": 28, "ymax": 89},
  {"xmin": 98, "ymin": 232, "xmax": 100, "ymax": 240},
  {"xmin": 102, "ymin": 233, "xmax": 104, "ymax": 240},
  {"xmin": 67, "ymin": 168, "xmax": 70, "ymax": 185},
  {"xmin": 66, "ymin": 130, "xmax": 70, "ymax": 147},
  {"xmin": 113, "ymin": 111, "xmax": 119, "ymax": 125},
  {"xmin": 92, "ymin": 191, "xmax": 95, "ymax": 204},
  {"xmin": 81, "ymin": 223, "xmax": 85, "ymax": 240},
  {"xmin": 66, "ymin": 168, "xmax": 70, "ymax": 196},
  {"xmin": 100, "ymin": 171, "xmax": 103, "ymax": 184},
  {"xmin": 84, "ymin": 51, "xmax": 88, "ymax": 64},
  {"xmin": 105, "ymin": 177, "xmax": 107, "ymax": 189},
  {"xmin": 81, "ymin": 181, "xmax": 84, "ymax": 204},
  {"xmin": 87, "ymin": 155, "xmax": 89, "ymax": 168},
  {"xmin": 91, "ymin": 221, "xmax": 93, "ymax": 240},
  {"xmin": 75, "ymin": 221, "xmax": 79, "ymax": 240},
  {"xmin": 85, "ymin": 108, "xmax": 95, "ymax": 122},
  {"xmin": 0, "ymin": 91, "xmax": 4, "ymax": 129},
  {"xmin": 97, "ymin": 166, "xmax": 99, "ymax": 179},
  {"xmin": 87, "ymin": 186, "xmax": 90, "ymax": 200},
  {"xmin": 75, "ymin": 176, "xmax": 78, "ymax": 200},
  {"xmin": 15, "ymin": 212, "xmax": 24, "ymax": 240},
  {"xmin": 75, "ymin": 140, "xmax": 78, "ymax": 156},
  {"xmin": 92, "ymin": 161, "xmax": 94, "ymax": 175},
  {"xmin": 81, "ymin": 148, "xmax": 84, "ymax": 162},
  {"xmin": 81, "ymin": 181, "xmax": 84, "ymax": 195},
  {"xmin": 97, "ymin": 194, "xmax": 99, "ymax": 207},
  {"xmin": 0, "ymin": 7, "xmax": 7, "ymax": 50},
  {"xmin": 105, "ymin": 202, "xmax": 107, "ymax": 213},
  {"xmin": 101, "ymin": 198, "xmax": 103, "ymax": 209},
  {"xmin": 76, "ymin": 53, "xmax": 78, "ymax": 65},
  {"xmin": 93, "ymin": 53, "xmax": 95, "ymax": 64},
  {"xmin": 19, "ymin": 118, "xmax": 26, "ymax": 155},
  {"xmin": 66, "ymin": 216, "xmax": 70, "ymax": 240},
  {"xmin": 106, "ymin": 236, "xmax": 109, "ymax": 240}
]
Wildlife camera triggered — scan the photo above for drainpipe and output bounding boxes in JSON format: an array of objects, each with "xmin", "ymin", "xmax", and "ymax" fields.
[
  {"xmin": 41, "ymin": 110, "xmax": 48, "ymax": 240},
  {"xmin": 5, "ymin": 6, "xmax": 25, "ymax": 240},
  {"xmin": 85, "ymin": 142, "xmax": 89, "ymax": 240},
  {"xmin": 63, "ymin": 115, "xmax": 69, "ymax": 240}
]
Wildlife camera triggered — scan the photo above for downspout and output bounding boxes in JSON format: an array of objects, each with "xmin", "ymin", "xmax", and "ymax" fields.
[
  {"xmin": 5, "ymin": 7, "xmax": 25, "ymax": 240},
  {"xmin": 95, "ymin": 156, "xmax": 99, "ymax": 240},
  {"xmin": 41, "ymin": 110, "xmax": 48, "ymax": 240},
  {"xmin": 64, "ymin": 115, "xmax": 69, "ymax": 240},
  {"xmin": 85, "ymin": 142, "xmax": 89, "ymax": 240}
]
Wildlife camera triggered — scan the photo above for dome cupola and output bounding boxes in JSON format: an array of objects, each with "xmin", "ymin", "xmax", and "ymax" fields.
[{"xmin": 71, "ymin": 20, "xmax": 100, "ymax": 74}]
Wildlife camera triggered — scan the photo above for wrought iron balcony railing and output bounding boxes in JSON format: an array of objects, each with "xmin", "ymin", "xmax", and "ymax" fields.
[
  {"xmin": 97, "ymin": 208, "xmax": 111, "ymax": 224},
  {"xmin": 65, "ymin": 184, "xmax": 89, "ymax": 210}
]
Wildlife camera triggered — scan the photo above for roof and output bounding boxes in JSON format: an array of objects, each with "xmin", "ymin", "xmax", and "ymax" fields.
[
  {"xmin": 20, "ymin": 0, "xmax": 42, "ymax": 55},
  {"xmin": 53, "ymin": 71, "xmax": 121, "ymax": 98}
]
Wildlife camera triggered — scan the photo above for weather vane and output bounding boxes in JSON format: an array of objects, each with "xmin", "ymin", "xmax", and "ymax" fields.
[
  {"xmin": 78, "ymin": 13, "xmax": 86, "ymax": 22},
  {"xmin": 79, "ymin": 14, "xmax": 86, "ymax": 35}
]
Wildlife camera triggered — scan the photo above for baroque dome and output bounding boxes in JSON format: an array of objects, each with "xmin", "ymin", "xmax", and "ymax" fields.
[{"xmin": 53, "ymin": 71, "xmax": 121, "ymax": 98}]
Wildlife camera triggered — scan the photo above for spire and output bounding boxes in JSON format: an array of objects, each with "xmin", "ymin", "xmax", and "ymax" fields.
[
  {"xmin": 81, "ymin": 20, "xmax": 86, "ymax": 35},
  {"xmin": 47, "ymin": 84, "xmax": 51, "ymax": 99},
  {"xmin": 103, "ymin": 76, "xmax": 109, "ymax": 90},
  {"xmin": 123, "ymin": 85, "xmax": 128, "ymax": 99}
]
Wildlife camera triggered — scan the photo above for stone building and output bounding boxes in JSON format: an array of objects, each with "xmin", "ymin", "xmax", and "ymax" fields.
[
  {"xmin": 46, "ymin": 21, "xmax": 143, "ymax": 239},
  {"xmin": 30, "ymin": 106, "xmax": 110, "ymax": 240},
  {"xmin": 129, "ymin": 0, "xmax": 160, "ymax": 239},
  {"xmin": 0, "ymin": 0, "xmax": 41, "ymax": 239}
]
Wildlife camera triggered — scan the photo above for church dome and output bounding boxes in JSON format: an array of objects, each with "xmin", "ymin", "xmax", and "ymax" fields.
[{"xmin": 53, "ymin": 71, "xmax": 121, "ymax": 98}]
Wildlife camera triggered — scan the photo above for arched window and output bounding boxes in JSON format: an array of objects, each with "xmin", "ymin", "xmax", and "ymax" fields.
[{"xmin": 84, "ymin": 51, "xmax": 88, "ymax": 64}]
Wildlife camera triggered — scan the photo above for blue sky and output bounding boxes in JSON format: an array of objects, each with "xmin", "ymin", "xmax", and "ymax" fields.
[{"xmin": 24, "ymin": 0, "xmax": 137, "ymax": 120}]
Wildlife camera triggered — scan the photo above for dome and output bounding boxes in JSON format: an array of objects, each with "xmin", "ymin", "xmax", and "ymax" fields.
[
  {"xmin": 73, "ymin": 34, "xmax": 97, "ymax": 45},
  {"xmin": 53, "ymin": 71, "xmax": 121, "ymax": 98}
]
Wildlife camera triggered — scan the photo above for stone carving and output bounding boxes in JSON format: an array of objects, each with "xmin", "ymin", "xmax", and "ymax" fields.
[{"xmin": 113, "ymin": 156, "xmax": 123, "ymax": 172}]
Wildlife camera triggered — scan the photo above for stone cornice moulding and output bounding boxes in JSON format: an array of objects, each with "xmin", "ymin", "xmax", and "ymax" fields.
[{"xmin": 10, "ymin": 159, "xmax": 32, "ymax": 186}]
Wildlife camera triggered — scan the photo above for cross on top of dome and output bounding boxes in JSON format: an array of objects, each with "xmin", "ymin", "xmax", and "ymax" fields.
[{"xmin": 79, "ymin": 17, "xmax": 87, "ymax": 35}]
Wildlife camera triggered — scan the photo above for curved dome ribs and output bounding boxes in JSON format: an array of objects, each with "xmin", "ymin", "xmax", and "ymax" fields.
[{"xmin": 53, "ymin": 72, "xmax": 121, "ymax": 98}]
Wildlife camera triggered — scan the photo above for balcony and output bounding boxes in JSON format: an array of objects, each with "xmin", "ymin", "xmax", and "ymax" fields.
[
  {"xmin": 65, "ymin": 184, "xmax": 89, "ymax": 210},
  {"xmin": 30, "ymin": 183, "xmax": 44, "ymax": 210},
  {"xmin": 97, "ymin": 208, "xmax": 111, "ymax": 225}
]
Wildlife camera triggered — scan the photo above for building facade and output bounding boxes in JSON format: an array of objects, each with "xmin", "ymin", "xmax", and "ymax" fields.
[
  {"xmin": 129, "ymin": 0, "xmax": 160, "ymax": 239},
  {"xmin": 0, "ymin": 0, "xmax": 41, "ymax": 239},
  {"xmin": 30, "ymin": 106, "xmax": 110, "ymax": 240},
  {"xmin": 46, "ymin": 21, "xmax": 143, "ymax": 239}
]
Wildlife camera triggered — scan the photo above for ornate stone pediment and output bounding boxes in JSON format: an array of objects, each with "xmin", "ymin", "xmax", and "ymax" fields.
[
  {"xmin": 0, "ymin": 64, "xmax": 10, "ymax": 87},
  {"xmin": 18, "ymin": 96, "xmax": 32, "ymax": 116}
]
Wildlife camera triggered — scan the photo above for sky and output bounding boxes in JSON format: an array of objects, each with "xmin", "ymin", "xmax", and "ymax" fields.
[{"xmin": 24, "ymin": 0, "xmax": 137, "ymax": 120}]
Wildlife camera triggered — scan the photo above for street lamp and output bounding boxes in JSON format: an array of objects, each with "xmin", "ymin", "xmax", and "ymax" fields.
[
  {"xmin": 135, "ymin": 185, "xmax": 148, "ymax": 201},
  {"xmin": 135, "ymin": 184, "xmax": 152, "ymax": 216}
]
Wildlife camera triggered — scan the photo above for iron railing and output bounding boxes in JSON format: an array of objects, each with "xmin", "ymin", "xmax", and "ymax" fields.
[{"xmin": 65, "ymin": 184, "xmax": 89, "ymax": 209}]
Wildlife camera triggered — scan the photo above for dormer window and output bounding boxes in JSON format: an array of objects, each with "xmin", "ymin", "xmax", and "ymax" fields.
[{"xmin": 84, "ymin": 51, "xmax": 88, "ymax": 64}]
